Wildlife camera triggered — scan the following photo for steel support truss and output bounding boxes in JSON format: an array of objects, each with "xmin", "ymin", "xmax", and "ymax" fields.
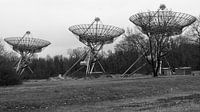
[
  {"xmin": 15, "ymin": 52, "xmax": 34, "ymax": 77},
  {"xmin": 63, "ymin": 44, "xmax": 106, "ymax": 78}
]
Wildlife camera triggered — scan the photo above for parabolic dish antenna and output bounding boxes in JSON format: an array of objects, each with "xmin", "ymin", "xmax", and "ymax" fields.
[
  {"xmin": 64, "ymin": 17, "xmax": 125, "ymax": 77},
  {"xmin": 4, "ymin": 31, "xmax": 51, "ymax": 76},
  {"xmin": 129, "ymin": 10, "xmax": 196, "ymax": 36},
  {"xmin": 69, "ymin": 17, "xmax": 125, "ymax": 45}
]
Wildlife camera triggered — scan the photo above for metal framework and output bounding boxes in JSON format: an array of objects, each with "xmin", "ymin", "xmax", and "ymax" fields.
[
  {"xmin": 65, "ymin": 17, "xmax": 124, "ymax": 77},
  {"xmin": 4, "ymin": 31, "xmax": 51, "ymax": 76},
  {"xmin": 123, "ymin": 5, "xmax": 196, "ymax": 77}
]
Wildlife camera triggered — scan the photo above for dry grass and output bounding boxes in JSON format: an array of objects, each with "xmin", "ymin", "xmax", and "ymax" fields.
[{"xmin": 1, "ymin": 75, "xmax": 200, "ymax": 112}]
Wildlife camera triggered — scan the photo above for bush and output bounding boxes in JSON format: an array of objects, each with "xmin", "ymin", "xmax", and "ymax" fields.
[{"xmin": 0, "ymin": 58, "xmax": 22, "ymax": 86}]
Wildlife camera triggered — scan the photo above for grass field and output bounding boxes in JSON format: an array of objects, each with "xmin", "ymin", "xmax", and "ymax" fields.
[{"xmin": 1, "ymin": 75, "xmax": 200, "ymax": 112}]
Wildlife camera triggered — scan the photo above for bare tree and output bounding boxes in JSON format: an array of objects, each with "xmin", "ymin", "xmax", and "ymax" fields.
[
  {"xmin": 0, "ymin": 38, "xmax": 6, "ymax": 56},
  {"xmin": 185, "ymin": 16, "xmax": 200, "ymax": 69},
  {"xmin": 116, "ymin": 28, "xmax": 147, "ymax": 53},
  {"xmin": 67, "ymin": 47, "xmax": 88, "ymax": 59},
  {"xmin": 187, "ymin": 16, "xmax": 200, "ymax": 45},
  {"xmin": 121, "ymin": 28, "xmax": 171, "ymax": 77}
]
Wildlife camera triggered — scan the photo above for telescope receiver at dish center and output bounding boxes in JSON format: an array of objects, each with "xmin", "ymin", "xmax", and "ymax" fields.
[{"xmin": 64, "ymin": 17, "xmax": 125, "ymax": 77}]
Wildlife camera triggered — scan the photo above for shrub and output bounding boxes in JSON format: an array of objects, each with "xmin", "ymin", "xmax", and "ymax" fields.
[{"xmin": 0, "ymin": 58, "xmax": 22, "ymax": 86}]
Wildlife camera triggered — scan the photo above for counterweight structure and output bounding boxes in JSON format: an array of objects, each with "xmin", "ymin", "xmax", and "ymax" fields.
[
  {"xmin": 123, "ymin": 5, "xmax": 196, "ymax": 77},
  {"xmin": 4, "ymin": 31, "xmax": 51, "ymax": 76},
  {"xmin": 65, "ymin": 17, "xmax": 124, "ymax": 77}
]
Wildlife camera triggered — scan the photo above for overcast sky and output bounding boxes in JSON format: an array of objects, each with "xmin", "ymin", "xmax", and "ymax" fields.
[{"xmin": 0, "ymin": 0, "xmax": 199, "ymax": 57}]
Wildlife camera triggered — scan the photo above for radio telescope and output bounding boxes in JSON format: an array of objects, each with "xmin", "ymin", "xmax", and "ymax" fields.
[
  {"xmin": 4, "ymin": 31, "xmax": 51, "ymax": 76},
  {"xmin": 65, "ymin": 17, "xmax": 124, "ymax": 77},
  {"xmin": 122, "ymin": 5, "xmax": 196, "ymax": 77}
]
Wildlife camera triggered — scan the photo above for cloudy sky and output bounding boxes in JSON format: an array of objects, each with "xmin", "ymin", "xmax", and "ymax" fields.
[{"xmin": 0, "ymin": 0, "xmax": 199, "ymax": 57}]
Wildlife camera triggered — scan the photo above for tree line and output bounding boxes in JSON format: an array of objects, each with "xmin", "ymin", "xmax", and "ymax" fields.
[
  {"xmin": 0, "ymin": 26, "xmax": 199, "ymax": 83},
  {"xmin": 22, "ymin": 33, "xmax": 200, "ymax": 79}
]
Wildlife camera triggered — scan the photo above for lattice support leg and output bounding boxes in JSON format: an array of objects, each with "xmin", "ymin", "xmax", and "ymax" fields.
[
  {"xmin": 63, "ymin": 50, "xmax": 89, "ymax": 77},
  {"xmin": 86, "ymin": 51, "xmax": 91, "ymax": 77},
  {"xmin": 97, "ymin": 61, "xmax": 106, "ymax": 73},
  {"xmin": 90, "ymin": 62, "xmax": 95, "ymax": 74}
]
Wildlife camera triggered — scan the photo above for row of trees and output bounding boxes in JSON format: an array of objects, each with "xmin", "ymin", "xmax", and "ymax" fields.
[{"xmin": 0, "ymin": 31, "xmax": 199, "ymax": 81}]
